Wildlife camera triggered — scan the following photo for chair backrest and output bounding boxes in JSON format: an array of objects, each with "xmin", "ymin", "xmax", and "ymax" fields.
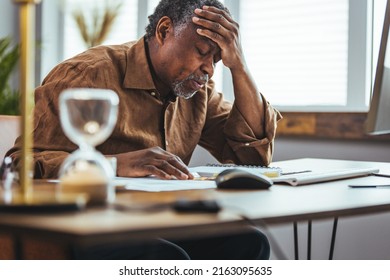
[{"xmin": 0, "ymin": 115, "xmax": 20, "ymax": 161}]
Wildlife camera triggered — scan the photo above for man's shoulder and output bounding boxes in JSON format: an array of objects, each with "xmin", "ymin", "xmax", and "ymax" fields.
[
  {"xmin": 63, "ymin": 41, "xmax": 137, "ymax": 70},
  {"xmin": 41, "ymin": 39, "xmax": 146, "ymax": 87},
  {"xmin": 90, "ymin": 40, "xmax": 137, "ymax": 55}
]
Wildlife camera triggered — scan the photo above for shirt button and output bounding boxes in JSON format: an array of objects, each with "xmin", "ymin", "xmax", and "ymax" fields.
[{"xmin": 150, "ymin": 91, "xmax": 156, "ymax": 96}]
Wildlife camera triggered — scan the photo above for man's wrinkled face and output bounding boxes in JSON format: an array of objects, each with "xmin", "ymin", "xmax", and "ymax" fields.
[{"xmin": 158, "ymin": 22, "xmax": 221, "ymax": 99}]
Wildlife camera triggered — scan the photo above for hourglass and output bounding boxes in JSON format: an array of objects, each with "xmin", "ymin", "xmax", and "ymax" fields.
[{"xmin": 59, "ymin": 88, "xmax": 119, "ymax": 205}]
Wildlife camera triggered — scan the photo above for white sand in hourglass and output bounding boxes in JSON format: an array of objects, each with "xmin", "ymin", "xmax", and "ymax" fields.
[{"xmin": 60, "ymin": 160, "xmax": 110, "ymax": 205}]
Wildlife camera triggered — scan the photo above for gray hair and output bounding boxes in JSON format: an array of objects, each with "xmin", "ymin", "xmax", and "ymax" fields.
[{"xmin": 145, "ymin": 0, "xmax": 229, "ymax": 40}]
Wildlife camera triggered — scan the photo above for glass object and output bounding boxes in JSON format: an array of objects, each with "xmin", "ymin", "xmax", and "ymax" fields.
[{"xmin": 58, "ymin": 88, "xmax": 119, "ymax": 205}]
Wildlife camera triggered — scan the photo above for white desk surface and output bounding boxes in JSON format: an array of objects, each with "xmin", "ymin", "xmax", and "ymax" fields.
[
  {"xmin": 0, "ymin": 158, "xmax": 389, "ymax": 246},
  {"xmin": 216, "ymin": 158, "xmax": 390, "ymax": 223}
]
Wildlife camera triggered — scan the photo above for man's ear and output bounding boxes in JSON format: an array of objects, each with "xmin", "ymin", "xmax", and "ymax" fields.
[{"xmin": 155, "ymin": 16, "xmax": 173, "ymax": 45}]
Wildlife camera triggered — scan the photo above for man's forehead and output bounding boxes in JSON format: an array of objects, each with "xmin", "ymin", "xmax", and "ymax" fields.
[{"xmin": 202, "ymin": 36, "xmax": 219, "ymax": 51}]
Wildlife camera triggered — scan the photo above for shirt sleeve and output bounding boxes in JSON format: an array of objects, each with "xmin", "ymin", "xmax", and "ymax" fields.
[
  {"xmin": 6, "ymin": 61, "xmax": 98, "ymax": 179},
  {"xmin": 198, "ymin": 82, "xmax": 282, "ymax": 166}
]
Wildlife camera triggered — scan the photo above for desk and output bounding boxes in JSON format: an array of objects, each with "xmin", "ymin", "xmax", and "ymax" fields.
[{"xmin": 1, "ymin": 158, "xmax": 390, "ymax": 259}]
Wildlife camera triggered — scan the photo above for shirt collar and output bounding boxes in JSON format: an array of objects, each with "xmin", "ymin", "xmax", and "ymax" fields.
[{"xmin": 123, "ymin": 37, "xmax": 156, "ymax": 90}]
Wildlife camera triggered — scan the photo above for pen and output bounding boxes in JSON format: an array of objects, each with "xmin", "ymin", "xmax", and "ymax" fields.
[
  {"xmin": 281, "ymin": 170, "xmax": 312, "ymax": 176},
  {"xmin": 371, "ymin": 173, "xmax": 390, "ymax": 179},
  {"xmin": 349, "ymin": 184, "xmax": 390, "ymax": 188}
]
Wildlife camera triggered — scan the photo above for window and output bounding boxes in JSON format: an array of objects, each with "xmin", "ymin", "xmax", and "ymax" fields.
[
  {"xmin": 237, "ymin": 0, "xmax": 388, "ymax": 112},
  {"xmin": 240, "ymin": 0, "xmax": 349, "ymax": 109}
]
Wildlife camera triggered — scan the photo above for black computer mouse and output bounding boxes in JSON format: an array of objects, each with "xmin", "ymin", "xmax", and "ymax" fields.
[{"xmin": 215, "ymin": 168, "xmax": 273, "ymax": 190}]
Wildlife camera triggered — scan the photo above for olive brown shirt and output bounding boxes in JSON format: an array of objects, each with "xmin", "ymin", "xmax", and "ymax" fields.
[{"xmin": 7, "ymin": 37, "xmax": 282, "ymax": 179}]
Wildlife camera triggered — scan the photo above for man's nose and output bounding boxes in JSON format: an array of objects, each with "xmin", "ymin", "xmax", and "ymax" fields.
[{"xmin": 200, "ymin": 56, "xmax": 214, "ymax": 78}]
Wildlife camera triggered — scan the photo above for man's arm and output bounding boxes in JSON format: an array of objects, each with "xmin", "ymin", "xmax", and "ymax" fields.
[
  {"xmin": 193, "ymin": 5, "xmax": 269, "ymax": 138},
  {"xmin": 24, "ymin": 51, "xmax": 193, "ymax": 180},
  {"xmin": 5, "ymin": 146, "xmax": 70, "ymax": 179}
]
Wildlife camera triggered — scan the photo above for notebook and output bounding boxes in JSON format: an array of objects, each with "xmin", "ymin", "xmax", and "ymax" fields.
[{"xmin": 272, "ymin": 167, "xmax": 380, "ymax": 186}]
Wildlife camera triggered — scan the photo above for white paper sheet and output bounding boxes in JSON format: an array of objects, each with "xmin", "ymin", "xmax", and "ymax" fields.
[
  {"xmin": 114, "ymin": 175, "xmax": 216, "ymax": 192},
  {"xmin": 114, "ymin": 165, "xmax": 281, "ymax": 192}
]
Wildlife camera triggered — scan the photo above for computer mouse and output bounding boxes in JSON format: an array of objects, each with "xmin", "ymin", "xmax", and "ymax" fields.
[{"xmin": 215, "ymin": 168, "xmax": 273, "ymax": 190}]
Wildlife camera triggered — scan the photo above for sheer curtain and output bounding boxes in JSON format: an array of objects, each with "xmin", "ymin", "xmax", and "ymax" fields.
[{"xmin": 240, "ymin": 0, "xmax": 349, "ymax": 107}]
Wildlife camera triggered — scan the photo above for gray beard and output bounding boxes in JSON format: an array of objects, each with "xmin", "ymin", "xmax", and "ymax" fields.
[
  {"xmin": 172, "ymin": 74, "xmax": 208, "ymax": 99},
  {"xmin": 172, "ymin": 83, "xmax": 198, "ymax": 99}
]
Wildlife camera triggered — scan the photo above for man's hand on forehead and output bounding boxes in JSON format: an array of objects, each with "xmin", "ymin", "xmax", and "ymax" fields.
[
  {"xmin": 192, "ymin": 5, "xmax": 234, "ymax": 39},
  {"xmin": 192, "ymin": 5, "xmax": 243, "ymax": 70}
]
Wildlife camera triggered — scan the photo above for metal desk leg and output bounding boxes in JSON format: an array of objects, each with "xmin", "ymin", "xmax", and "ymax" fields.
[
  {"xmin": 329, "ymin": 217, "xmax": 338, "ymax": 260},
  {"xmin": 294, "ymin": 218, "xmax": 338, "ymax": 260},
  {"xmin": 293, "ymin": 222, "xmax": 299, "ymax": 260},
  {"xmin": 307, "ymin": 220, "xmax": 312, "ymax": 260}
]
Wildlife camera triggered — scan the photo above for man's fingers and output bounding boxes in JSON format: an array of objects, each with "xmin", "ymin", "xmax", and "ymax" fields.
[
  {"xmin": 194, "ymin": 28, "xmax": 223, "ymax": 47},
  {"xmin": 154, "ymin": 157, "xmax": 192, "ymax": 180},
  {"xmin": 116, "ymin": 147, "xmax": 193, "ymax": 180},
  {"xmin": 193, "ymin": 7, "xmax": 239, "ymax": 46},
  {"xmin": 145, "ymin": 151, "xmax": 193, "ymax": 179},
  {"xmin": 194, "ymin": 7, "xmax": 235, "ymax": 30},
  {"xmin": 143, "ymin": 164, "xmax": 172, "ymax": 179},
  {"xmin": 193, "ymin": 16, "xmax": 225, "ymax": 34},
  {"xmin": 202, "ymin": 5, "xmax": 235, "ymax": 23},
  {"xmin": 124, "ymin": 160, "xmax": 191, "ymax": 180}
]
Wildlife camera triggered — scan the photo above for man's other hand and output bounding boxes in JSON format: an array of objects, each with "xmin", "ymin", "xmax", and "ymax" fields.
[{"xmin": 115, "ymin": 147, "xmax": 194, "ymax": 180}]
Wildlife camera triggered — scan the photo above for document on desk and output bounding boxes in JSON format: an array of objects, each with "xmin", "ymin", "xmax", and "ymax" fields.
[
  {"xmin": 114, "ymin": 176, "xmax": 216, "ymax": 192},
  {"xmin": 272, "ymin": 167, "xmax": 380, "ymax": 186},
  {"xmin": 114, "ymin": 165, "xmax": 281, "ymax": 192}
]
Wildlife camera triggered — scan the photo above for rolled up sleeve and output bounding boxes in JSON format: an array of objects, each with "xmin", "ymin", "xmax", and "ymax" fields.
[
  {"xmin": 223, "ymin": 96, "xmax": 282, "ymax": 166},
  {"xmin": 199, "ymin": 85, "xmax": 282, "ymax": 167}
]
